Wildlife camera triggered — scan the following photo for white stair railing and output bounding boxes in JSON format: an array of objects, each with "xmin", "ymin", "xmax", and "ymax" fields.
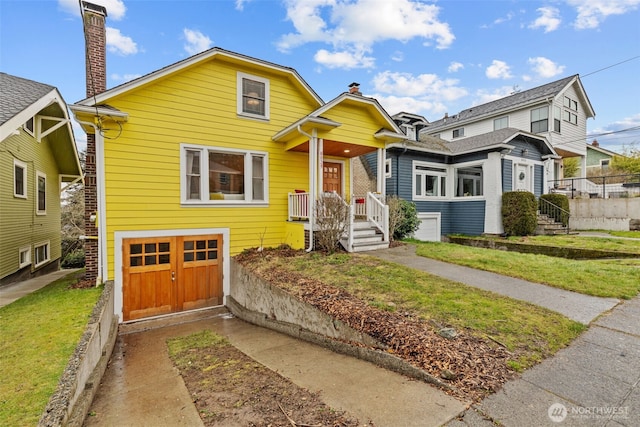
[{"xmin": 365, "ymin": 192, "xmax": 389, "ymax": 243}]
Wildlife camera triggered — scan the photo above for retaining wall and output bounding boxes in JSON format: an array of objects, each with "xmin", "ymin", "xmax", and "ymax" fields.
[
  {"xmin": 38, "ymin": 282, "xmax": 118, "ymax": 427},
  {"xmin": 569, "ymin": 198, "xmax": 640, "ymax": 231}
]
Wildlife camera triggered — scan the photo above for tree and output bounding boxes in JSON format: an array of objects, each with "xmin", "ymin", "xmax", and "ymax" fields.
[
  {"xmin": 562, "ymin": 157, "xmax": 580, "ymax": 177},
  {"xmin": 611, "ymin": 144, "xmax": 640, "ymax": 174},
  {"xmin": 61, "ymin": 150, "xmax": 85, "ymax": 267}
]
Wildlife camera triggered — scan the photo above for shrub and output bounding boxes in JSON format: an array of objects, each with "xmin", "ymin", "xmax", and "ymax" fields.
[
  {"xmin": 61, "ymin": 248, "xmax": 85, "ymax": 268},
  {"xmin": 315, "ymin": 193, "xmax": 349, "ymax": 253},
  {"xmin": 389, "ymin": 197, "xmax": 420, "ymax": 240},
  {"xmin": 563, "ymin": 157, "xmax": 580, "ymax": 177},
  {"xmin": 540, "ymin": 193, "xmax": 570, "ymax": 226},
  {"xmin": 502, "ymin": 191, "xmax": 537, "ymax": 236}
]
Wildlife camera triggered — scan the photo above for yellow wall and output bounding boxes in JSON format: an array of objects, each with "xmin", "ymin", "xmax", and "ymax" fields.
[{"xmin": 96, "ymin": 56, "xmax": 391, "ymax": 279}]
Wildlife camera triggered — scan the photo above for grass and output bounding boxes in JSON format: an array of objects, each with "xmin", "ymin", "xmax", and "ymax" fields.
[
  {"xmin": 0, "ymin": 271, "xmax": 102, "ymax": 427},
  {"xmin": 607, "ymin": 230, "xmax": 640, "ymax": 239},
  {"xmin": 167, "ymin": 330, "xmax": 229, "ymax": 369},
  {"xmin": 411, "ymin": 240, "xmax": 640, "ymax": 299},
  {"xmin": 250, "ymin": 252, "xmax": 586, "ymax": 370},
  {"xmin": 462, "ymin": 234, "xmax": 640, "ymax": 254}
]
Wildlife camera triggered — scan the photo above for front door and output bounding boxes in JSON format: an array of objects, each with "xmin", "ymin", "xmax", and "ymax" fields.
[
  {"xmin": 323, "ymin": 162, "xmax": 342, "ymax": 194},
  {"xmin": 122, "ymin": 234, "xmax": 223, "ymax": 321},
  {"xmin": 515, "ymin": 164, "xmax": 532, "ymax": 192}
]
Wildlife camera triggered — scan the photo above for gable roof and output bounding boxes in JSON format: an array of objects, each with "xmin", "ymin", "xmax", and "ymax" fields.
[
  {"xmin": 0, "ymin": 72, "xmax": 82, "ymax": 178},
  {"xmin": 389, "ymin": 127, "xmax": 558, "ymax": 157},
  {"xmin": 424, "ymin": 74, "xmax": 595, "ymax": 132},
  {"xmin": 587, "ymin": 143, "xmax": 622, "ymax": 158},
  {"xmin": 74, "ymin": 47, "xmax": 324, "ymax": 108}
]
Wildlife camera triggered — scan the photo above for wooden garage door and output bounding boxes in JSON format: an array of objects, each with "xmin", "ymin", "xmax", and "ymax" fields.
[{"xmin": 122, "ymin": 234, "xmax": 223, "ymax": 321}]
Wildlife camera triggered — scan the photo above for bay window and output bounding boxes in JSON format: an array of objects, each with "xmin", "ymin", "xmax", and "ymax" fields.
[
  {"xmin": 414, "ymin": 163, "xmax": 447, "ymax": 198},
  {"xmin": 455, "ymin": 166, "xmax": 483, "ymax": 197}
]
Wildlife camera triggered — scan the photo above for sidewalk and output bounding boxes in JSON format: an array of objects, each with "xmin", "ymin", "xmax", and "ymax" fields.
[
  {"xmin": 371, "ymin": 245, "xmax": 619, "ymax": 324},
  {"xmin": 369, "ymin": 245, "xmax": 639, "ymax": 426},
  {"xmin": 0, "ymin": 268, "xmax": 80, "ymax": 308}
]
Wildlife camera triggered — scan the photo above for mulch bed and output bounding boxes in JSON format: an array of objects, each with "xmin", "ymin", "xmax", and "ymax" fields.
[{"xmin": 235, "ymin": 247, "xmax": 516, "ymax": 402}]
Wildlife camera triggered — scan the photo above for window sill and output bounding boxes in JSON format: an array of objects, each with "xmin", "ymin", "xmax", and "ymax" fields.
[
  {"xmin": 237, "ymin": 112, "xmax": 269, "ymax": 122},
  {"xmin": 181, "ymin": 201, "xmax": 269, "ymax": 207}
]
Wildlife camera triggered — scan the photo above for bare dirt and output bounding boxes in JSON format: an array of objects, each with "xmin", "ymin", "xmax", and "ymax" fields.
[{"xmin": 171, "ymin": 245, "xmax": 515, "ymax": 425}]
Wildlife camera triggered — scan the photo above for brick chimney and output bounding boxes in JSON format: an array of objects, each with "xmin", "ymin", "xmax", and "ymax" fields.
[
  {"xmin": 348, "ymin": 82, "xmax": 361, "ymax": 95},
  {"xmin": 82, "ymin": 1, "xmax": 107, "ymax": 283},
  {"xmin": 591, "ymin": 140, "xmax": 599, "ymax": 147}
]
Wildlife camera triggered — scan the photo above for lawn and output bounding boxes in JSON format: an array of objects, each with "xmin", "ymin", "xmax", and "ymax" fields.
[
  {"xmin": 412, "ymin": 240, "xmax": 640, "ymax": 299},
  {"xmin": 0, "ymin": 271, "xmax": 102, "ymax": 427},
  {"xmin": 244, "ymin": 251, "xmax": 585, "ymax": 371},
  {"xmin": 471, "ymin": 234, "xmax": 640, "ymax": 254}
]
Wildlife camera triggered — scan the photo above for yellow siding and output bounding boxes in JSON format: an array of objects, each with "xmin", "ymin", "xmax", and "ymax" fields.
[
  {"xmin": 101, "ymin": 58, "xmax": 320, "ymax": 278},
  {"xmin": 319, "ymin": 102, "xmax": 388, "ymax": 149}
]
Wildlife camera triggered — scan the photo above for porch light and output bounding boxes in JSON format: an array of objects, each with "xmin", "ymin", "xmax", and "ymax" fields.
[
  {"xmin": 522, "ymin": 148, "xmax": 529, "ymax": 156},
  {"xmin": 344, "ymin": 149, "xmax": 350, "ymax": 153}
]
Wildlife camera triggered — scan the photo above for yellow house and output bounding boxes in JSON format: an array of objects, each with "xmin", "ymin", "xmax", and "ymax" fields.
[{"xmin": 71, "ymin": 5, "xmax": 404, "ymax": 323}]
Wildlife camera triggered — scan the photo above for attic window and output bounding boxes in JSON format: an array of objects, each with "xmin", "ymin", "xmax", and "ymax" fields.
[
  {"xmin": 23, "ymin": 117, "xmax": 35, "ymax": 136},
  {"xmin": 493, "ymin": 117, "xmax": 508, "ymax": 130},
  {"xmin": 237, "ymin": 72, "xmax": 269, "ymax": 120},
  {"xmin": 452, "ymin": 128, "xmax": 464, "ymax": 138}
]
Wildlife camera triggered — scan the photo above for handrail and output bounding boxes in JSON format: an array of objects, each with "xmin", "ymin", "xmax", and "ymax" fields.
[
  {"xmin": 539, "ymin": 197, "xmax": 570, "ymax": 233},
  {"xmin": 366, "ymin": 192, "xmax": 389, "ymax": 242}
]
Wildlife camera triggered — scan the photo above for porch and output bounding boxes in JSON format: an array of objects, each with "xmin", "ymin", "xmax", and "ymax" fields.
[{"xmin": 288, "ymin": 191, "xmax": 390, "ymax": 252}]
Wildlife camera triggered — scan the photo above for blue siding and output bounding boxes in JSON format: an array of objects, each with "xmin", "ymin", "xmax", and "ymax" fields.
[
  {"xmin": 451, "ymin": 201, "xmax": 486, "ymax": 235},
  {"xmin": 508, "ymin": 139, "xmax": 544, "ymax": 161},
  {"xmin": 414, "ymin": 201, "xmax": 452, "ymax": 234},
  {"xmin": 502, "ymin": 159, "xmax": 513, "ymax": 192},
  {"xmin": 534, "ymin": 164, "xmax": 544, "ymax": 196},
  {"xmin": 454, "ymin": 152, "xmax": 488, "ymax": 163}
]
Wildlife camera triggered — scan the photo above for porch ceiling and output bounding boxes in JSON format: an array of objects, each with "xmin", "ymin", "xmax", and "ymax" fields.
[
  {"xmin": 555, "ymin": 147, "xmax": 583, "ymax": 158},
  {"xmin": 289, "ymin": 139, "xmax": 377, "ymax": 158}
]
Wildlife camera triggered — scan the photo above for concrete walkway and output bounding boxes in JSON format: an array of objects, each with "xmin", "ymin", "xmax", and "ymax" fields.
[
  {"xmin": 370, "ymin": 245, "xmax": 620, "ymax": 324},
  {"xmin": 86, "ymin": 310, "xmax": 465, "ymax": 427},
  {"xmin": 0, "ymin": 268, "xmax": 80, "ymax": 308}
]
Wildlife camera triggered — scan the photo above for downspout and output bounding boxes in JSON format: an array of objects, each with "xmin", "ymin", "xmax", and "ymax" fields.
[
  {"xmin": 75, "ymin": 119, "xmax": 107, "ymax": 284},
  {"xmin": 297, "ymin": 125, "xmax": 316, "ymax": 252}
]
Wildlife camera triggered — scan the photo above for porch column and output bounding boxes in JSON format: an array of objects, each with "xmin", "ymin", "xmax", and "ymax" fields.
[
  {"xmin": 376, "ymin": 148, "xmax": 385, "ymax": 196},
  {"xmin": 484, "ymin": 152, "xmax": 504, "ymax": 234},
  {"xmin": 307, "ymin": 129, "xmax": 318, "ymax": 251},
  {"xmin": 544, "ymin": 158, "xmax": 555, "ymax": 194},
  {"xmin": 318, "ymin": 138, "xmax": 324, "ymax": 193}
]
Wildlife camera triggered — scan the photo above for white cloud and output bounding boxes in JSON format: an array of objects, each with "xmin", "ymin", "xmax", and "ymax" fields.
[
  {"xmin": 106, "ymin": 27, "xmax": 138, "ymax": 55},
  {"xmin": 314, "ymin": 48, "xmax": 375, "ymax": 69},
  {"xmin": 529, "ymin": 7, "xmax": 562, "ymax": 32},
  {"xmin": 371, "ymin": 94, "xmax": 448, "ymax": 117},
  {"xmin": 372, "ymin": 71, "xmax": 468, "ymax": 101},
  {"xmin": 528, "ymin": 57, "xmax": 565, "ymax": 78},
  {"xmin": 110, "ymin": 73, "xmax": 142, "ymax": 83},
  {"xmin": 473, "ymin": 86, "xmax": 519, "ymax": 105},
  {"xmin": 567, "ymin": 0, "xmax": 640, "ymax": 29},
  {"xmin": 278, "ymin": 0, "xmax": 454, "ymax": 69},
  {"xmin": 58, "ymin": 0, "xmax": 127, "ymax": 20},
  {"xmin": 448, "ymin": 61, "xmax": 464, "ymax": 73},
  {"xmin": 486, "ymin": 60, "xmax": 513, "ymax": 79},
  {"xmin": 183, "ymin": 29, "xmax": 213, "ymax": 56},
  {"xmin": 235, "ymin": 0, "xmax": 250, "ymax": 11},
  {"xmin": 589, "ymin": 113, "xmax": 640, "ymax": 152},
  {"xmin": 391, "ymin": 51, "xmax": 404, "ymax": 62}
]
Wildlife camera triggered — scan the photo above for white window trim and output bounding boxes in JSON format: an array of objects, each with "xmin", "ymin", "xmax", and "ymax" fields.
[
  {"xmin": 237, "ymin": 72, "xmax": 270, "ymax": 121},
  {"xmin": 385, "ymin": 158, "xmax": 392, "ymax": 178},
  {"xmin": 412, "ymin": 160, "xmax": 448, "ymax": 200},
  {"xmin": 180, "ymin": 143, "xmax": 269, "ymax": 206},
  {"xmin": 34, "ymin": 241, "xmax": 50, "ymax": 268},
  {"xmin": 23, "ymin": 117, "xmax": 35, "ymax": 137},
  {"xmin": 14, "ymin": 159, "xmax": 27, "ymax": 198},
  {"xmin": 19, "ymin": 246, "xmax": 31, "ymax": 269},
  {"xmin": 454, "ymin": 161, "xmax": 485, "ymax": 199},
  {"xmin": 36, "ymin": 171, "xmax": 46, "ymax": 215}
]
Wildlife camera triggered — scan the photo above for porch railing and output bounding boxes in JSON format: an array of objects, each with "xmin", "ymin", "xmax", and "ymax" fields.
[
  {"xmin": 288, "ymin": 191, "xmax": 310, "ymax": 220},
  {"xmin": 548, "ymin": 173, "xmax": 640, "ymax": 199},
  {"xmin": 539, "ymin": 197, "xmax": 570, "ymax": 233},
  {"xmin": 360, "ymin": 192, "xmax": 389, "ymax": 242}
]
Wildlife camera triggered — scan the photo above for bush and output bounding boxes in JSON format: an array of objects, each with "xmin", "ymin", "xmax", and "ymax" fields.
[
  {"xmin": 315, "ymin": 193, "xmax": 350, "ymax": 253},
  {"xmin": 61, "ymin": 248, "xmax": 85, "ymax": 268},
  {"xmin": 502, "ymin": 191, "xmax": 537, "ymax": 236},
  {"xmin": 540, "ymin": 193, "xmax": 570, "ymax": 226},
  {"xmin": 388, "ymin": 197, "xmax": 420, "ymax": 240}
]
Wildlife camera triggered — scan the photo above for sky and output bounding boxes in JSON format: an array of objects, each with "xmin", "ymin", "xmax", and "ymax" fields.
[{"xmin": 1, "ymin": 0, "xmax": 639, "ymax": 153}]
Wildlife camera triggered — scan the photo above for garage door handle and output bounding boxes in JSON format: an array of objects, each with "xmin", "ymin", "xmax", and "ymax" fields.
[{"xmin": 171, "ymin": 271, "xmax": 175, "ymax": 281}]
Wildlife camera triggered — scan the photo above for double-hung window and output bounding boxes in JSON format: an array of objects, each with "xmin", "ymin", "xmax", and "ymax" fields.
[
  {"xmin": 36, "ymin": 171, "xmax": 46, "ymax": 214},
  {"xmin": 563, "ymin": 96, "xmax": 578, "ymax": 125},
  {"xmin": 493, "ymin": 116, "xmax": 508, "ymax": 130},
  {"xmin": 237, "ymin": 72, "xmax": 269, "ymax": 120},
  {"xmin": 455, "ymin": 166, "xmax": 483, "ymax": 197},
  {"xmin": 14, "ymin": 159, "xmax": 27, "ymax": 198},
  {"xmin": 414, "ymin": 163, "xmax": 447, "ymax": 198},
  {"xmin": 530, "ymin": 106, "xmax": 548, "ymax": 133},
  {"xmin": 183, "ymin": 145, "xmax": 268, "ymax": 204},
  {"xmin": 452, "ymin": 128, "xmax": 464, "ymax": 138}
]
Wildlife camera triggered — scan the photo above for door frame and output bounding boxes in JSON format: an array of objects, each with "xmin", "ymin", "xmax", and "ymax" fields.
[
  {"xmin": 513, "ymin": 162, "xmax": 534, "ymax": 193},
  {"xmin": 114, "ymin": 228, "xmax": 230, "ymax": 323}
]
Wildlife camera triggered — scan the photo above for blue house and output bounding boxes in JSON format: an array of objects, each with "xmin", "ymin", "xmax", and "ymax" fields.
[{"xmin": 361, "ymin": 115, "xmax": 559, "ymax": 239}]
